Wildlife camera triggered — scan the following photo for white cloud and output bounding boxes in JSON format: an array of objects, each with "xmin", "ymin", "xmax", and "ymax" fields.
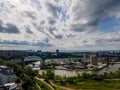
[{"xmin": 0, "ymin": 0, "xmax": 120, "ymax": 50}]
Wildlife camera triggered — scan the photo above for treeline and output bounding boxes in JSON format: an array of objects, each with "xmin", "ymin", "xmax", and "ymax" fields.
[
  {"xmin": 40, "ymin": 52, "xmax": 82, "ymax": 59},
  {"xmin": 39, "ymin": 69, "xmax": 120, "ymax": 86},
  {"xmin": 39, "ymin": 70, "xmax": 104, "ymax": 85}
]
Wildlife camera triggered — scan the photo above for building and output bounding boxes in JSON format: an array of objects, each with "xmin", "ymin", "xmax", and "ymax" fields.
[
  {"xmin": 36, "ymin": 50, "xmax": 42, "ymax": 55},
  {"xmin": 83, "ymin": 54, "xmax": 89, "ymax": 63},
  {"xmin": 0, "ymin": 65, "xmax": 16, "ymax": 87},
  {"xmin": 90, "ymin": 55, "xmax": 97, "ymax": 65},
  {"xmin": 56, "ymin": 49, "xmax": 59, "ymax": 53},
  {"xmin": 41, "ymin": 58, "xmax": 45, "ymax": 69},
  {"xmin": 0, "ymin": 50, "xmax": 21, "ymax": 57}
]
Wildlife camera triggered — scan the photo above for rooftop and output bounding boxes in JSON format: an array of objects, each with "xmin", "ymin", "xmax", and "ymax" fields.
[{"xmin": 0, "ymin": 65, "xmax": 8, "ymax": 68}]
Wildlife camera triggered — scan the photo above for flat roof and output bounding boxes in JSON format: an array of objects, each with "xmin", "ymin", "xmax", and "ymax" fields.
[
  {"xmin": 4, "ymin": 82, "xmax": 15, "ymax": 87},
  {"xmin": 0, "ymin": 65, "xmax": 8, "ymax": 68}
]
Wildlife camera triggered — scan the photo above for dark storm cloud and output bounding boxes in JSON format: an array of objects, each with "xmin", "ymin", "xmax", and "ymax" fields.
[
  {"xmin": 71, "ymin": 0, "xmax": 120, "ymax": 32},
  {"xmin": 0, "ymin": 21, "xmax": 20, "ymax": 34},
  {"xmin": 74, "ymin": 0, "xmax": 120, "ymax": 21},
  {"xmin": 87, "ymin": 0, "xmax": 120, "ymax": 26}
]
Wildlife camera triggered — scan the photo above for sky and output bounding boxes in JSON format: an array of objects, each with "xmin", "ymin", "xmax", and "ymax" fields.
[{"xmin": 0, "ymin": 0, "xmax": 120, "ymax": 51}]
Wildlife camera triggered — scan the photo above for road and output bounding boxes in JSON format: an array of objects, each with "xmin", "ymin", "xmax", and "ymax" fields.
[
  {"xmin": 36, "ymin": 83, "xmax": 41, "ymax": 90},
  {"xmin": 35, "ymin": 77, "xmax": 55, "ymax": 90},
  {"xmin": 49, "ymin": 80, "xmax": 82, "ymax": 90},
  {"xmin": 36, "ymin": 77, "xmax": 83, "ymax": 90}
]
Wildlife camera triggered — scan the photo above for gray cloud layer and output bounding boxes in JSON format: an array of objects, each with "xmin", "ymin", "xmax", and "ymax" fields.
[
  {"xmin": 0, "ymin": 20, "xmax": 20, "ymax": 34},
  {"xmin": 70, "ymin": 0, "xmax": 120, "ymax": 32}
]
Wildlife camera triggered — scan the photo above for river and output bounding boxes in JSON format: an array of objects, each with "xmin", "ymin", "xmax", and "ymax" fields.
[{"xmin": 38, "ymin": 64, "xmax": 120, "ymax": 77}]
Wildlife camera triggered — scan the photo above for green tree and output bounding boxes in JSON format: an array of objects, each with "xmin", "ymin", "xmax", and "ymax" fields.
[
  {"xmin": 25, "ymin": 66, "xmax": 35, "ymax": 77},
  {"xmin": 46, "ymin": 70, "xmax": 55, "ymax": 80}
]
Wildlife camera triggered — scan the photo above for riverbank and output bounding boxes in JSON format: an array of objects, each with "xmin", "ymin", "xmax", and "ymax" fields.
[
  {"xmin": 53, "ymin": 80, "xmax": 120, "ymax": 90},
  {"xmin": 38, "ymin": 63, "xmax": 120, "ymax": 77}
]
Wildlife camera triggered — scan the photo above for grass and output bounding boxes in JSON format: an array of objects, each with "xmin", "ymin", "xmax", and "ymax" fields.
[
  {"xmin": 54, "ymin": 80, "xmax": 120, "ymax": 90},
  {"xmin": 35, "ymin": 79, "xmax": 53, "ymax": 90}
]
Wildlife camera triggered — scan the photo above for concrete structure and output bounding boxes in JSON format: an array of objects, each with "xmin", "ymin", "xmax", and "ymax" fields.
[
  {"xmin": 41, "ymin": 58, "xmax": 45, "ymax": 69},
  {"xmin": 90, "ymin": 55, "xmax": 97, "ymax": 65},
  {"xmin": 0, "ymin": 66, "xmax": 15, "ymax": 87},
  {"xmin": 24, "ymin": 56, "xmax": 44, "ymax": 68},
  {"xmin": 24, "ymin": 56, "xmax": 42, "ymax": 62}
]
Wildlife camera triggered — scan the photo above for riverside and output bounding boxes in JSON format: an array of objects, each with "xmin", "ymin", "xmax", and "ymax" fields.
[{"xmin": 38, "ymin": 63, "xmax": 120, "ymax": 77}]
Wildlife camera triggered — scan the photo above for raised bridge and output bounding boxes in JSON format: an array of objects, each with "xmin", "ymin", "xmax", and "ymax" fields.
[{"xmin": 24, "ymin": 56, "xmax": 42, "ymax": 62}]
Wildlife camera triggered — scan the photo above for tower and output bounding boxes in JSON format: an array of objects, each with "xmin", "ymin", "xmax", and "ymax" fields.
[{"xmin": 90, "ymin": 54, "xmax": 97, "ymax": 65}]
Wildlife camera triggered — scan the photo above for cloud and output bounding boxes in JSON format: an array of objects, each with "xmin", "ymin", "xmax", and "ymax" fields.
[
  {"xmin": 33, "ymin": 42, "xmax": 53, "ymax": 47},
  {"xmin": 48, "ymin": 26, "xmax": 56, "ymax": 35},
  {"xmin": 24, "ymin": 25, "xmax": 33, "ymax": 34},
  {"xmin": 46, "ymin": 2, "xmax": 58, "ymax": 18},
  {"xmin": 0, "ymin": 0, "xmax": 120, "ymax": 50},
  {"xmin": 55, "ymin": 35, "xmax": 63, "ymax": 39},
  {"xmin": 48, "ymin": 17, "xmax": 56, "ymax": 25},
  {"xmin": 0, "ymin": 40, "xmax": 29, "ymax": 45},
  {"xmin": 68, "ymin": 0, "xmax": 120, "ymax": 32},
  {"xmin": 0, "ymin": 20, "xmax": 20, "ymax": 34},
  {"xmin": 25, "ymin": 28, "xmax": 33, "ymax": 34},
  {"xmin": 0, "ymin": 40, "xmax": 53, "ymax": 48},
  {"xmin": 22, "ymin": 11, "xmax": 37, "ymax": 19},
  {"xmin": 95, "ymin": 32, "xmax": 120, "ymax": 45}
]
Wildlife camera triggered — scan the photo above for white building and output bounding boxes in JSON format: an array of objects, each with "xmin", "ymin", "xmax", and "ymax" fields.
[{"xmin": 0, "ymin": 65, "xmax": 16, "ymax": 87}]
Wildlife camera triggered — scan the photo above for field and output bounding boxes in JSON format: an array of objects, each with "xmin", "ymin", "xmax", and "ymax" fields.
[{"xmin": 54, "ymin": 80, "xmax": 120, "ymax": 90}]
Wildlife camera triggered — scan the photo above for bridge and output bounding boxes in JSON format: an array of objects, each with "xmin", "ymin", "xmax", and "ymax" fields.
[
  {"xmin": 24, "ymin": 56, "xmax": 42, "ymax": 62},
  {"xmin": 23, "ymin": 56, "xmax": 43, "ymax": 67},
  {"xmin": 11, "ymin": 55, "xmax": 45, "ymax": 68}
]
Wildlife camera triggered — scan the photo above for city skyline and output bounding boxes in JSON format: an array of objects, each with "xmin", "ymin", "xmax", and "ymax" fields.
[{"xmin": 0, "ymin": 0, "xmax": 120, "ymax": 51}]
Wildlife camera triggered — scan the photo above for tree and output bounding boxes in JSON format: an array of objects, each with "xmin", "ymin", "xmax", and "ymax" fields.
[
  {"xmin": 25, "ymin": 66, "xmax": 35, "ymax": 77},
  {"xmin": 45, "ymin": 70, "xmax": 55, "ymax": 80}
]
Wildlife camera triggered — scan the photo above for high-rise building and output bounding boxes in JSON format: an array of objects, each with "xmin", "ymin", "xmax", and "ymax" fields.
[
  {"xmin": 83, "ymin": 54, "xmax": 89, "ymax": 63},
  {"xmin": 56, "ymin": 49, "xmax": 59, "ymax": 53},
  {"xmin": 90, "ymin": 55, "xmax": 97, "ymax": 65},
  {"xmin": 0, "ymin": 66, "xmax": 15, "ymax": 86}
]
